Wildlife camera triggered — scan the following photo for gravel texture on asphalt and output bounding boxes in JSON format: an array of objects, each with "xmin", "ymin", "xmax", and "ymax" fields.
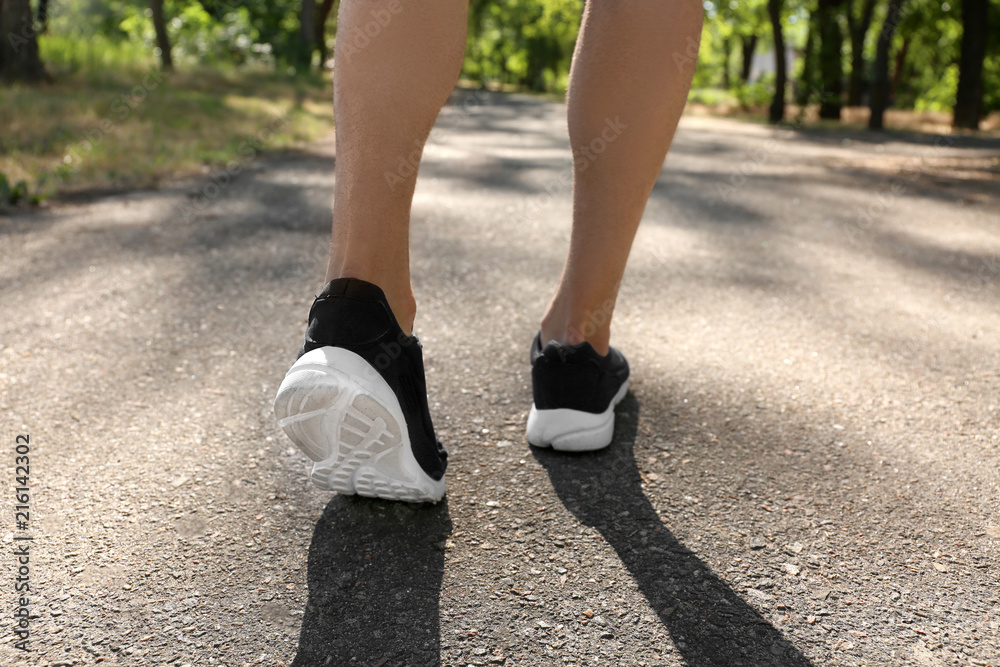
[{"xmin": 1, "ymin": 89, "xmax": 999, "ymax": 667}]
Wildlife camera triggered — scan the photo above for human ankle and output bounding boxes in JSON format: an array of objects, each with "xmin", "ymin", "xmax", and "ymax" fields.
[
  {"xmin": 539, "ymin": 307, "xmax": 611, "ymax": 357},
  {"xmin": 386, "ymin": 291, "xmax": 417, "ymax": 336},
  {"xmin": 324, "ymin": 269, "xmax": 416, "ymax": 336}
]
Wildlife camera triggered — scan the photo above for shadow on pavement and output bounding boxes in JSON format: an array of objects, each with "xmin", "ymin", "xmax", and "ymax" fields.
[
  {"xmin": 293, "ymin": 496, "xmax": 452, "ymax": 667},
  {"xmin": 533, "ymin": 393, "xmax": 814, "ymax": 667}
]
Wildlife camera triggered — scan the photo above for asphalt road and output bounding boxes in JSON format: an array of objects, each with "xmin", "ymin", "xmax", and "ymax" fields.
[{"xmin": 1, "ymin": 89, "xmax": 999, "ymax": 667}]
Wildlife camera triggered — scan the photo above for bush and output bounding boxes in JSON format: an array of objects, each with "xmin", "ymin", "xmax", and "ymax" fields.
[
  {"xmin": 0, "ymin": 173, "xmax": 45, "ymax": 207},
  {"xmin": 914, "ymin": 63, "xmax": 958, "ymax": 113},
  {"xmin": 688, "ymin": 88, "xmax": 738, "ymax": 106},
  {"xmin": 734, "ymin": 74, "xmax": 775, "ymax": 110},
  {"xmin": 41, "ymin": 33, "xmax": 154, "ymax": 79},
  {"xmin": 464, "ymin": 0, "xmax": 582, "ymax": 92}
]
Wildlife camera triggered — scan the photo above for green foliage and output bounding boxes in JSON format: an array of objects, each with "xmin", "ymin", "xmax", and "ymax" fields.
[
  {"xmin": 735, "ymin": 74, "xmax": 776, "ymax": 109},
  {"xmin": 15, "ymin": 0, "xmax": 1000, "ymax": 128},
  {"xmin": 698, "ymin": 0, "xmax": 1000, "ymax": 117},
  {"xmin": 0, "ymin": 65, "xmax": 332, "ymax": 199},
  {"xmin": 891, "ymin": 0, "xmax": 963, "ymax": 110},
  {"xmin": 233, "ymin": 0, "xmax": 304, "ymax": 67},
  {"xmin": 0, "ymin": 173, "xmax": 45, "ymax": 207},
  {"xmin": 688, "ymin": 87, "xmax": 739, "ymax": 106},
  {"xmin": 915, "ymin": 63, "xmax": 960, "ymax": 112},
  {"xmin": 698, "ymin": 1, "xmax": 809, "ymax": 88},
  {"xmin": 463, "ymin": 0, "xmax": 583, "ymax": 92},
  {"xmin": 41, "ymin": 32, "xmax": 155, "ymax": 79},
  {"xmin": 694, "ymin": 20, "xmax": 731, "ymax": 89},
  {"xmin": 42, "ymin": 0, "xmax": 295, "ymax": 69},
  {"xmin": 167, "ymin": 3, "xmax": 269, "ymax": 65},
  {"xmin": 888, "ymin": 0, "xmax": 1000, "ymax": 115},
  {"xmin": 986, "ymin": 47, "xmax": 1000, "ymax": 114},
  {"xmin": 0, "ymin": 173, "xmax": 27, "ymax": 206},
  {"xmin": 710, "ymin": 0, "xmax": 770, "ymax": 46}
]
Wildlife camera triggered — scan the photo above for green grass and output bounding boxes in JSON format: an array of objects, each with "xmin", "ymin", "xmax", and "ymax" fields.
[
  {"xmin": 1, "ymin": 37, "xmax": 333, "ymax": 202},
  {"xmin": 687, "ymin": 87, "xmax": 739, "ymax": 107},
  {"xmin": 41, "ymin": 33, "xmax": 155, "ymax": 79}
]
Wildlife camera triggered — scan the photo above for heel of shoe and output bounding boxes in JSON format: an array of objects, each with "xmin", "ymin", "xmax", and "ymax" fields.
[
  {"xmin": 274, "ymin": 347, "xmax": 446, "ymax": 502},
  {"xmin": 526, "ymin": 406, "xmax": 616, "ymax": 451},
  {"xmin": 526, "ymin": 381, "xmax": 628, "ymax": 452},
  {"xmin": 274, "ymin": 368, "xmax": 345, "ymax": 462}
]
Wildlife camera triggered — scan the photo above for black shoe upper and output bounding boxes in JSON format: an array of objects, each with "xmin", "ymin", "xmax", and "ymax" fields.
[
  {"xmin": 530, "ymin": 332, "xmax": 629, "ymax": 414},
  {"xmin": 300, "ymin": 278, "xmax": 446, "ymax": 481}
]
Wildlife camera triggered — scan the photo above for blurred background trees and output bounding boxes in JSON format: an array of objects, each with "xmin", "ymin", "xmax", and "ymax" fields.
[
  {"xmin": 0, "ymin": 0, "xmax": 46, "ymax": 82},
  {"xmin": 702, "ymin": 0, "xmax": 998, "ymax": 130},
  {"xmin": 1, "ymin": 0, "xmax": 997, "ymax": 129}
]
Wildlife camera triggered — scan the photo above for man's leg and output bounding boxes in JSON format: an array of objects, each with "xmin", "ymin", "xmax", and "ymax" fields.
[
  {"xmin": 541, "ymin": 0, "xmax": 704, "ymax": 355},
  {"xmin": 327, "ymin": 0, "xmax": 468, "ymax": 335}
]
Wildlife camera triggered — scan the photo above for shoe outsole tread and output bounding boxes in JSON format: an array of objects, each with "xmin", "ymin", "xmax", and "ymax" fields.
[{"xmin": 274, "ymin": 347, "xmax": 445, "ymax": 503}]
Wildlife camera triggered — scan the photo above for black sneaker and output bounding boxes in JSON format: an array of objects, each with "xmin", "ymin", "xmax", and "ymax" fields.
[
  {"xmin": 273, "ymin": 278, "xmax": 446, "ymax": 502},
  {"xmin": 526, "ymin": 331, "xmax": 630, "ymax": 451}
]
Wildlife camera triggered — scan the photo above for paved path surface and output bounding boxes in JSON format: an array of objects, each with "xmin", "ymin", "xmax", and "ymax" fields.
[{"xmin": 2, "ymin": 90, "xmax": 999, "ymax": 667}]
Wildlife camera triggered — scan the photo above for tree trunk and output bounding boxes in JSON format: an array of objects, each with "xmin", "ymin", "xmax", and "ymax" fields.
[
  {"xmin": 768, "ymin": 0, "xmax": 787, "ymax": 123},
  {"xmin": 817, "ymin": 0, "xmax": 847, "ymax": 119},
  {"xmin": 953, "ymin": 0, "xmax": 989, "ymax": 129},
  {"xmin": 37, "ymin": 0, "xmax": 48, "ymax": 33},
  {"xmin": 722, "ymin": 36, "xmax": 731, "ymax": 89},
  {"xmin": 149, "ymin": 0, "xmax": 173, "ymax": 71},
  {"xmin": 298, "ymin": 0, "xmax": 316, "ymax": 69},
  {"xmin": 846, "ymin": 0, "xmax": 877, "ymax": 106},
  {"xmin": 0, "ymin": 0, "xmax": 45, "ymax": 83},
  {"xmin": 891, "ymin": 35, "xmax": 908, "ymax": 96},
  {"xmin": 315, "ymin": 0, "xmax": 336, "ymax": 67},
  {"xmin": 796, "ymin": 14, "xmax": 817, "ymax": 106},
  {"xmin": 740, "ymin": 34, "xmax": 758, "ymax": 82},
  {"xmin": 869, "ymin": 0, "xmax": 905, "ymax": 130}
]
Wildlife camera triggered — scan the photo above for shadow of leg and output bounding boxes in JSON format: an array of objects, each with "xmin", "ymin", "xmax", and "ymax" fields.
[
  {"xmin": 533, "ymin": 393, "xmax": 814, "ymax": 667},
  {"xmin": 292, "ymin": 496, "xmax": 452, "ymax": 667}
]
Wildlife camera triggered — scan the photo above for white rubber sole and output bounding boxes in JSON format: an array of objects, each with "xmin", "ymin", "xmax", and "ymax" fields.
[
  {"xmin": 273, "ymin": 346, "xmax": 445, "ymax": 503},
  {"xmin": 526, "ymin": 381, "xmax": 629, "ymax": 452}
]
